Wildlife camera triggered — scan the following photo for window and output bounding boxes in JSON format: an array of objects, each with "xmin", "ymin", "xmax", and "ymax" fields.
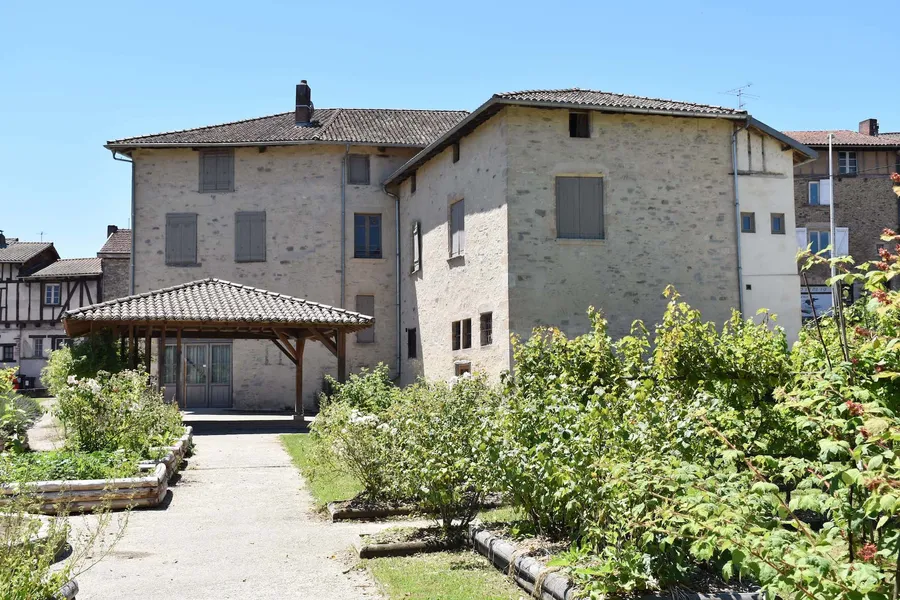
[
  {"xmin": 355, "ymin": 295, "xmax": 375, "ymax": 343},
  {"xmin": 235, "ymin": 211, "xmax": 266, "ymax": 262},
  {"xmin": 410, "ymin": 172, "xmax": 417, "ymax": 194},
  {"xmin": 452, "ymin": 321, "xmax": 461, "ymax": 351},
  {"xmin": 449, "ymin": 200, "xmax": 465, "ymax": 257},
  {"xmin": 838, "ymin": 151, "xmax": 858, "ymax": 175},
  {"xmin": 809, "ymin": 181, "xmax": 820, "ymax": 205},
  {"xmin": 454, "ymin": 362, "xmax": 471, "ymax": 376},
  {"xmin": 52, "ymin": 337, "xmax": 67, "ymax": 351},
  {"xmin": 462, "ymin": 318, "xmax": 472, "ymax": 349},
  {"xmin": 480, "ymin": 312, "xmax": 493, "ymax": 346},
  {"xmin": 1, "ymin": 345, "xmax": 13, "ymax": 362},
  {"xmin": 166, "ymin": 213, "xmax": 198, "ymax": 265},
  {"xmin": 354, "ymin": 214, "xmax": 382, "ymax": 259},
  {"xmin": 407, "ymin": 328, "xmax": 417, "ymax": 359},
  {"xmin": 452, "ymin": 142, "xmax": 460, "ymax": 163},
  {"xmin": 411, "ymin": 221, "xmax": 422, "ymax": 273},
  {"xmin": 199, "ymin": 149, "xmax": 234, "ymax": 193},
  {"xmin": 771, "ymin": 213, "xmax": 785, "ymax": 235},
  {"xmin": 741, "ymin": 212, "xmax": 755, "ymax": 233},
  {"xmin": 347, "ymin": 154, "xmax": 370, "ymax": 185},
  {"xmin": 556, "ymin": 176, "xmax": 604, "ymax": 239},
  {"xmin": 569, "ymin": 112, "xmax": 590, "ymax": 138},
  {"xmin": 44, "ymin": 283, "xmax": 61, "ymax": 306},
  {"xmin": 809, "ymin": 230, "xmax": 831, "ymax": 257},
  {"xmin": 33, "ymin": 338, "xmax": 44, "ymax": 358},
  {"xmin": 164, "ymin": 346, "xmax": 177, "ymax": 384}
]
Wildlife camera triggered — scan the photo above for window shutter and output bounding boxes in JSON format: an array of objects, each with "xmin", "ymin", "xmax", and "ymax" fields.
[
  {"xmin": 166, "ymin": 216, "xmax": 180, "ymax": 264},
  {"xmin": 795, "ymin": 227, "xmax": 808, "ymax": 251},
  {"xmin": 235, "ymin": 213, "xmax": 250, "ymax": 261},
  {"xmin": 217, "ymin": 151, "xmax": 234, "ymax": 191},
  {"xmin": 450, "ymin": 201, "xmax": 465, "ymax": 256},
  {"xmin": 819, "ymin": 179, "xmax": 832, "ymax": 206},
  {"xmin": 579, "ymin": 177, "xmax": 604, "ymax": 239},
  {"xmin": 183, "ymin": 215, "xmax": 197, "ymax": 264},
  {"xmin": 236, "ymin": 212, "xmax": 266, "ymax": 261},
  {"xmin": 835, "ymin": 227, "xmax": 849, "ymax": 256},
  {"xmin": 556, "ymin": 177, "xmax": 580, "ymax": 238},
  {"xmin": 200, "ymin": 153, "xmax": 217, "ymax": 192},
  {"xmin": 348, "ymin": 155, "xmax": 370, "ymax": 185},
  {"xmin": 251, "ymin": 213, "xmax": 266, "ymax": 261}
]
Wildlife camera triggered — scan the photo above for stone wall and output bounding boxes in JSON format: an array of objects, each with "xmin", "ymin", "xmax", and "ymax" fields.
[
  {"xmin": 100, "ymin": 257, "xmax": 130, "ymax": 301},
  {"xmin": 132, "ymin": 144, "xmax": 415, "ymax": 410}
]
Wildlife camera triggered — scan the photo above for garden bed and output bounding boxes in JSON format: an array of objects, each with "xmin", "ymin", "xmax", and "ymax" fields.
[
  {"xmin": 355, "ymin": 526, "xmax": 465, "ymax": 558},
  {"xmin": 0, "ymin": 426, "xmax": 192, "ymax": 514},
  {"xmin": 329, "ymin": 492, "xmax": 504, "ymax": 522}
]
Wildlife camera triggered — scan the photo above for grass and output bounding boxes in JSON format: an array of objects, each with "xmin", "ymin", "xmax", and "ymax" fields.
[
  {"xmin": 280, "ymin": 433, "xmax": 363, "ymax": 507},
  {"xmin": 477, "ymin": 505, "xmax": 522, "ymax": 523},
  {"xmin": 364, "ymin": 550, "xmax": 525, "ymax": 600}
]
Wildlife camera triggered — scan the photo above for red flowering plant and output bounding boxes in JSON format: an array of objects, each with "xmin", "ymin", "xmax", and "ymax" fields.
[{"xmin": 892, "ymin": 172, "xmax": 900, "ymax": 198}]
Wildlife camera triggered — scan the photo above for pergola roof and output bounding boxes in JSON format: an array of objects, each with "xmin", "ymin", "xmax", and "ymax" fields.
[{"xmin": 62, "ymin": 277, "xmax": 373, "ymax": 338}]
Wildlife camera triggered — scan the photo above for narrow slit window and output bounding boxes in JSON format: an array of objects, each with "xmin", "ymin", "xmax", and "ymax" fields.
[
  {"xmin": 740, "ymin": 212, "xmax": 756, "ymax": 233},
  {"xmin": 452, "ymin": 142, "xmax": 460, "ymax": 163},
  {"xmin": 771, "ymin": 213, "xmax": 785, "ymax": 235},
  {"xmin": 451, "ymin": 321, "xmax": 461, "ymax": 351},
  {"xmin": 480, "ymin": 312, "xmax": 493, "ymax": 346},
  {"xmin": 407, "ymin": 328, "xmax": 417, "ymax": 359},
  {"xmin": 462, "ymin": 318, "xmax": 472, "ymax": 349}
]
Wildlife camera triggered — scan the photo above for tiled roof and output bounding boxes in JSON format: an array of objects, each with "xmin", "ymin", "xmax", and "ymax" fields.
[
  {"xmin": 99, "ymin": 229, "xmax": 131, "ymax": 255},
  {"xmin": 106, "ymin": 109, "xmax": 469, "ymax": 149},
  {"xmin": 494, "ymin": 88, "xmax": 744, "ymax": 116},
  {"xmin": 782, "ymin": 130, "xmax": 900, "ymax": 147},
  {"xmin": 63, "ymin": 278, "xmax": 374, "ymax": 330},
  {"xmin": 0, "ymin": 242, "xmax": 54, "ymax": 263},
  {"xmin": 27, "ymin": 258, "xmax": 102, "ymax": 279}
]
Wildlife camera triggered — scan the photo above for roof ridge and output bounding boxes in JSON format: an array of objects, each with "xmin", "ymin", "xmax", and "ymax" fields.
[{"xmin": 496, "ymin": 88, "xmax": 741, "ymax": 113}]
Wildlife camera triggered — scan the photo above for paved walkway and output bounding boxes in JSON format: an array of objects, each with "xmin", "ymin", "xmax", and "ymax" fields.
[{"xmin": 72, "ymin": 413, "xmax": 392, "ymax": 600}]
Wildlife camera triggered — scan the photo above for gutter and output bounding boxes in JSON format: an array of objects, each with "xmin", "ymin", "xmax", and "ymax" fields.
[
  {"xmin": 340, "ymin": 144, "xmax": 349, "ymax": 308},
  {"xmin": 104, "ymin": 140, "xmax": 429, "ymax": 152},
  {"xmin": 382, "ymin": 182, "xmax": 402, "ymax": 383},
  {"xmin": 732, "ymin": 118, "xmax": 751, "ymax": 314},
  {"xmin": 111, "ymin": 151, "xmax": 135, "ymax": 295}
]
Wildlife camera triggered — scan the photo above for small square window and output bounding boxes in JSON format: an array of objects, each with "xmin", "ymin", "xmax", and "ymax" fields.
[
  {"xmin": 44, "ymin": 283, "xmax": 61, "ymax": 306},
  {"xmin": 740, "ymin": 212, "xmax": 755, "ymax": 233},
  {"xmin": 462, "ymin": 318, "xmax": 472, "ymax": 349},
  {"xmin": 838, "ymin": 151, "xmax": 858, "ymax": 175},
  {"xmin": 52, "ymin": 337, "xmax": 67, "ymax": 351},
  {"xmin": 452, "ymin": 142, "xmax": 460, "ymax": 163},
  {"xmin": 410, "ymin": 172, "xmax": 417, "ymax": 194},
  {"xmin": 454, "ymin": 361, "xmax": 471, "ymax": 376},
  {"xmin": 771, "ymin": 213, "xmax": 785, "ymax": 235},
  {"xmin": 569, "ymin": 112, "xmax": 590, "ymax": 138},
  {"xmin": 808, "ymin": 181, "xmax": 820, "ymax": 205},
  {"xmin": 451, "ymin": 321, "xmax": 461, "ymax": 351},
  {"xmin": 1, "ymin": 345, "xmax": 13, "ymax": 362},
  {"xmin": 347, "ymin": 155, "xmax": 370, "ymax": 185},
  {"xmin": 480, "ymin": 312, "xmax": 493, "ymax": 346},
  {"xmin": 407, "ymin": 328, "xmax": 417, "ymax": 359}
]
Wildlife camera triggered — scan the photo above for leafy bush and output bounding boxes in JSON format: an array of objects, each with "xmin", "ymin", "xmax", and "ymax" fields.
[
  {"xmin": 393, "ymin": 375, "xmax": 500, "ymax": 533},
  {"xmin": 0, "ymin": 368, "xmax": 42, "ymax": 452},
  {"xmin": 0, "ymin": 449, "xmax": 140, "ymax": 482},
  {"xmin": 42, "ymin": 330, "xmax": 131, "ymax": 398},
  {"xmin": 55, "ymin": 370, "xmax": 183, "ymax": 455},
  {"xmin": 320, "ymin": 364, "xmax": 401, "ymax": 413}
]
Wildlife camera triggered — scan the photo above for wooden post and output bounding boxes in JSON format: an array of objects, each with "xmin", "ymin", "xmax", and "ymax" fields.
[
  {"xmin": 128, "ymin": 325, "xmax": 136, "ymax": 369},
  {"xmin": 295, "ymin": 337, "xmax": 305, "ymax": 418},
  {"xmin": 175, "ymin": 328, "xmax": 183, "ymax": 409},
  {"xmin": 157, "ymin": 326, "xmax": 166, "ymax": 392},
  {"xmin": 337, "ymin": 331, "xmax": 347, "ymax": 383},
  {"xmin": 144, "ymin": 326, "xmax": 152, "ymax": 375}
]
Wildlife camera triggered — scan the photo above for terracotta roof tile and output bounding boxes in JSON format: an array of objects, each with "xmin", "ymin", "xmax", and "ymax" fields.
[
  {"xmin": 99, "ymin": 229, "xmax": 131, "ymax": 255},
  {"xmin": 494, "ymin": 88, "xmax": 744, "ymax": 116},
  {"xmin": 27, "ymin": 258, "xmax": 102, "ymax": 279},
  {"xmin": 782, "ymin": 130, "xmax": 900, "ymax": 147},
  {"xmin": 63, "ymin": 278, "xmax": 374, "ymax": 330}
]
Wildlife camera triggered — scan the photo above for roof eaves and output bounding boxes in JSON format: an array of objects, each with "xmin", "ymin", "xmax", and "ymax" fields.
[{"xmin": 748, "ymin": 118, "xmax": 818, "ymax": 163}]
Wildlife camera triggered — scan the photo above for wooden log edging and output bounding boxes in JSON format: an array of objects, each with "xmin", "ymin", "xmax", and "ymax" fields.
[
  {"xmin": 57, "ymin": 578, "xmax": 78, "ymax": 600},
  {"xmin": 0, "ymin": 427, "xmax": 193, "ymax": 515},
  {"xmin": 355, "ymin": 536, "xmax": 464, "ymax": 559},
  {"xmin": 329, "ymin": 495, "xmax": 504, "ymax": 522}
]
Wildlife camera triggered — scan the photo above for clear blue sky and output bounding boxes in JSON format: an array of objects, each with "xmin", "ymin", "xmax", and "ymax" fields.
[{"xmin": 1, "ymin": 0, "xmax": 896, "ymax": 258}]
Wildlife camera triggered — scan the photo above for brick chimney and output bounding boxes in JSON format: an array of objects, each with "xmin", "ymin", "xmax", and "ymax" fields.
[
  {"xmin": 859, "ymin": 118, "xmax": 879, "ymax": 136},
  {"xmin": 295, "ymin": 80, "xmax": 313, "ymax": 125},
  {"xmin": 107, "ymin": 225, "xmax": 119, "ymax": 237}
]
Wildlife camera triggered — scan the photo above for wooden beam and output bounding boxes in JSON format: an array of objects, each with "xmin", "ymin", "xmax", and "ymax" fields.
[
  {"xmin": 144, "ymin": 326, "xmax": 152, "ymax": 375},
  {"xmin": 274, "ymin": 329, "xmax": 298, "ymax": 360},
  {"xmin": 157, "ymin": 326, "xmax": 166, "ymax": 392},
  {"xmin": 271, "ymin": 339, "xmax": 298, "ymax": 365},
  {"xmin": 128, "ymin": 325, "xmax": 136, "ymax": 369},
  {"xmin": 337, "ymin": 331, "xmax": 347, "ymax": 383},
  {"xmin": 295, "ymin": 337, "xmax": 305, "ymax": 417},
  {"xmin": 309, "ymin": 328, "xmax": 338, "ymax": 356},
  {"xmin": 175, "ymin": 329, "xmax": 183, "ymax": 409}
]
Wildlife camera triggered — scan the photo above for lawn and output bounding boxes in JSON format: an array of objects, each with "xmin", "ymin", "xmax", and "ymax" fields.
[
  {"xmin": 364, "ymin": 551, "xmax": 524, "ymax": 600},
  {"xmin": 280, "ymin": 433, "xmax": 363, "ymax": 507}
]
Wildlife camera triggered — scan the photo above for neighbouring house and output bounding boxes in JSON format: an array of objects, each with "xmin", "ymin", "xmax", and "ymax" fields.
[
  {"xmin": 97, "ymin": 225, "xmax": 131, "ymax": 301},
  {"xmin": 103, "ymin": 81, "xmax": 814, "ymax": 411},
  {"xmin": 0, "ymin": 228, "xmax": 128, "ymax": 388},
  {"xmin": 784, "ymin": 119, "xmax": 900, "ymax": 319}
]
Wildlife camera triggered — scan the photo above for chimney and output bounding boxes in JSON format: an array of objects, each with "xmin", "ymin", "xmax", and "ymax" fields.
[
  {"xmin": 295, "ymin": 80, "xmax": 313, "ymax": 125},
  {"xmin": 859, "ymin": 118, "xmax": 879, "ymax": 136},
  {"xmin": 0, "ymin": 231, "xmax": 6, "ymax": 249},
  {"xmin": 107, "ymin": 224, "xmax": 119, "ymax": 238}
]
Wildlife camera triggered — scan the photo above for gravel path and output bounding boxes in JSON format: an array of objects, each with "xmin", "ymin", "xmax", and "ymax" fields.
[{"xmin": 71, "ymin": 415, "xmax": 392, "ymax": 600}]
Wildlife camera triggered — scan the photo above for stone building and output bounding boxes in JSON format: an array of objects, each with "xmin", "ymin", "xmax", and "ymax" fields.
[
  {"xmin": 97, "ymin": 226, "xmax": 131, "ymax": 301},
  {"xmin": 103, "ymin": 82, "xmax": 814, "ymax": 410},
  {"xmin": 784, "ymin": 120, "xmax": 900, "ymax": 318}
]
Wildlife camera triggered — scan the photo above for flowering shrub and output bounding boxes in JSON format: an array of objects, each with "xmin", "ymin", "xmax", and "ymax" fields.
[
  {"xmin": 0, "ymin": 368, "xmax": 41, "ymax": 453},
  {"xmin": 55, "ymin": 370, "xmax": 182, "ymax": 455},
  {"xmin": 41, "ymin": 331, "xmax": 130, "ymax": 398}
]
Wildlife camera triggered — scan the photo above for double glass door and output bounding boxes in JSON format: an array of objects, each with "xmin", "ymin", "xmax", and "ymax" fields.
[{"xmin": 165, "ymin": 342, "xmax": 232, "ymax": 408}]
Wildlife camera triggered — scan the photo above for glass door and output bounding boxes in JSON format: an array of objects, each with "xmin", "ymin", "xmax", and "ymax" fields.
[
  {"xmin": 184, "ymin": 344, "xmax": 208, "ymax": 408},
  {"xmin": 209, "ymin": 344, "xmax": 232, "ymax": 408}
]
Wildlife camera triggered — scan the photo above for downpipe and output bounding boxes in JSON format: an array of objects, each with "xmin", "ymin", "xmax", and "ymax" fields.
[
  {"xmin": 341, "ymin": 144, "xmax": 349, "ymax": 308},
  {"xmin": 382, "ymin": 182, "xmax": 402, "ymax": 384},
  {"xmin": 731, "ymin": 119, "xmax": 750, "ymax": 314},
  {"xmin": 111, "ymin": 151, "xmax": 135, "ymax": 295}
]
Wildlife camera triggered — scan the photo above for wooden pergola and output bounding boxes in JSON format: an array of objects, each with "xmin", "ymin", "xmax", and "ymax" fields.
[{"xmin": 61, "ymin": 278, "xmax": 374, "ymax": 416}]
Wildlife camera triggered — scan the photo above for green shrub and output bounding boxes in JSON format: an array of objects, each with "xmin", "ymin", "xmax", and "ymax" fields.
[
  {"xmin": 55, "ymin": 370, "xmax": 182, "ymax": 455},
  {"xmin": 0, "ymin": 368, "xmax": 42, "ymax": 453},
  {"xmin": 0, "ymin": 449, "xmax": 140, "ymax": 483},
  {"xmin": 320, "ymin": 363, "xmax": 400, "ymax": 413},
  {"xmin": 42, "ymin": 330, "xmax": 132, "ymax": 398},
  {"xmin": 393, "ymin": 375, "xmax": 500, "ymax": 533},
  {"xmin": 0, "ymin": 503, "xmax": 72, "ymax": 599}
]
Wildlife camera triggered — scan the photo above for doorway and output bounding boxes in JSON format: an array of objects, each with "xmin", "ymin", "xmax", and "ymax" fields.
[{"xmin": 164, "ymin": 341, "xmax": 232, "ymax": 409}]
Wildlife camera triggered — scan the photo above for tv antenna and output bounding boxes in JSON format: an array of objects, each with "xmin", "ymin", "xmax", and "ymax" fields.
[
  {"xmin": 38, "ymin": 230, "xmax": 45, "ymax": 241},
  {"xmin": 720, "ymin": 83, "xmax": 759, "ymax": 110}
]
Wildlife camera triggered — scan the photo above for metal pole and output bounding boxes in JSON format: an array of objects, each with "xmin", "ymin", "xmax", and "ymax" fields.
[{"xmin": 828, "ymin": 133, "xmax": 837, "ymax": 307}]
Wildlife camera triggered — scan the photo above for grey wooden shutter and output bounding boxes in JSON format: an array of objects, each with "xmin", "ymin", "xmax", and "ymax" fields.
[
  {"xmin": 348, "ymin": 155, "xmax": 370, "ymax": 185},
  {"xmin": 556, "ymin": 177, "xmax": 580, "ymax": 238},
  {"xmin": 450, "ymin": 201, "xmax": 465, "ymax": 256},
  {"xmin": 579, "ymin": 177, "xmax": 604, "ymax": 239},
  {"xmin": 200, "ymin": 150, "xmax": 234, "ymax": 192},
  {"xmin": 235, "ymin": 212, "xmax": 266, "ymax": 262},
  {"xmin": 166, "ymin": 214, "xmax": 197, "ymax": 264},
  {"xmin": 355, "ymin": 295, "xmax": 375, "ymax": 343}
]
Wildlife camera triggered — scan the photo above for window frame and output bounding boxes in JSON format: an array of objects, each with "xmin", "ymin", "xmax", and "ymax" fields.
[
  {"xmin": 449, "ymin": 199, "xmax": 465, "ymax": 258},
  {"xmin": 740, "ymin": 212, "xmax": 756, "ymax": 233},
  {"xmin": 1, "ymin": 345, "xmax": 13, "ymax": 362},
  {"xmin": 480, "ymin": 312, "xmax": 493, "ymax": 346},
  {"xmin": 52, "ymin": 337, "xmax": 67, "ymax": 351},
  {"xmin": 32, "ymin": 337, "xmax": 44, "ymax": 359},
  {"xmin": 165, "ymin": 213, "xmax": 199, "ymax": 266},
  {"xmin": 770, "ymin": 213, "xmax": 785, "ymax": 235},
  {"xmin": 809, "ymin": 229, "xmax": 832, "ymax": 258},
  {"xmin": 454, "ymin": 361, "xmax": 471, "ymax": 376},
  {"xmin": 410, "ymin": 221, "xmax": 422, "ymax": 274},
  {"xmin": 808, "ymin": 181, "xmax": 820, "ymax": 205},
  {"xmin": 838, "ymin": 151, "xmax": 858, "ymax": 175},
  {"xmin": 347, "ymin": 154, "xmax": 371, "ymax": 185},
  {"xmin": 354, "ymin": 213, "xmax": 383, "ymax": 259},
  {"xmin": 569, "ymin": 111, "xmax": 590, "ymax": 138},
  {"xmin": 43, "ymin": 283, "xmax": 61, "ymax": 306},
  {"xmin": 199, "ymin": 148, "xmax": 235, "ymax": 193},
  {"xmin": 451, "ymin": 321, "xmax": 461, "ymax": 351},
  {"xmin": 462, "ymin": 318, "xmax": 472, "ymax": 349},
  {"xmin": 234, "ymin": 211, "xmax": 267, "ymax": 263},
  {"xmin": 407, "ymin": 328, "xmax": 417, "ymax": 359}
]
